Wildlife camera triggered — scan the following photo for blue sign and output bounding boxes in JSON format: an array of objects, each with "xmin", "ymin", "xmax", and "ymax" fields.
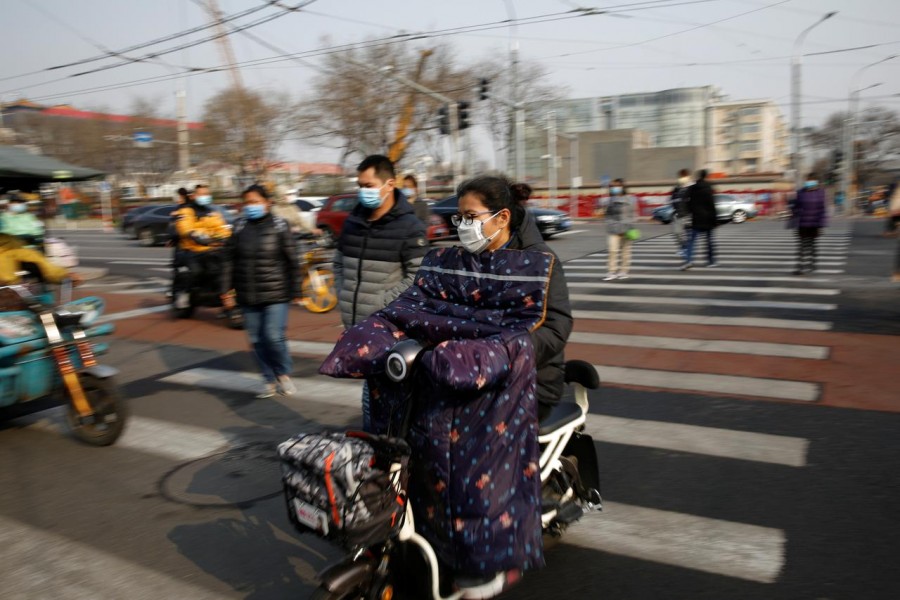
[
  {"xmin": 133, "ymin": 131, "xmax": 153, "ymax": 143},
  {"xmin": 600, "ymin": 175, "xmax": 611, "ymax": 187}
]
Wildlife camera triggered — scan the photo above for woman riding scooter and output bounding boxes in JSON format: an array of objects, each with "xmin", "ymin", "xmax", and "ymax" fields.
[{"xmin": 319, "ymin": 175, "xmax": 573, "ymax": 599}]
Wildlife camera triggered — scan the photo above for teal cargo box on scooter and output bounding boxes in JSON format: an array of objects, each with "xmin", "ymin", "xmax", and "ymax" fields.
[{"xmin": 0, "ymin": 287, "xmax": 124, "ymax": 445}]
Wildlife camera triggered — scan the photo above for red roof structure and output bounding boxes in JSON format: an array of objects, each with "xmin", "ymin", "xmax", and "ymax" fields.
[{"xmin": 40, "ymin": 105, "xmax": 203, "ymax": 130}]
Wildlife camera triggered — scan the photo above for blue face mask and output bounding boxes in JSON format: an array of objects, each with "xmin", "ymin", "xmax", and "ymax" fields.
[
  {"xmin": 611, "ymin": 186, "xmax": 623, "ymax": 195},
  {"xmin": 195, "ymin": 195, "xmax": 213, "ymax": 206},
  {"xmin": 243, "ymin": 204, "xmax": 267, "ymax": 220},
  {"xmin": 358, "ymin": 184, "xmax": 386, "ymax": 209},
  {"xmin": 399, "ymin": 188, "xmax": 414, "ymax": 199},
  {"xmin": 9, "ymin": 203, "xmax": 27, "ymax": 214},
  {"xmin": 803, "ymin": 180, "xmax": 818, "ymax": 189}
]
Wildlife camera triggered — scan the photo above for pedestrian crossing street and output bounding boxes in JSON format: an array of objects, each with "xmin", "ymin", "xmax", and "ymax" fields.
[{"xmin": 563, "ymin": 225, "xmax": 852, "ymax": 403}]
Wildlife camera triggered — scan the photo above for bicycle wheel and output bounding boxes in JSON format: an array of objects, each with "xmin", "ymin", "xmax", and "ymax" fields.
[{"xmin": 302, "ymin": 267, "xmax": 338, "ymax": 313}]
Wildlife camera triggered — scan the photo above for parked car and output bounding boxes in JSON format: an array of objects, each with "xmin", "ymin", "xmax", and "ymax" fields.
[
  {"xmin": 314, "ymin": 193, "xmax": 451, "ymax": 248},
  {"xmin": 430, "ymin": 195, "xmax": 573, "ymax": 239},
  {"xmin": 295, "ymin": 198, "xmax": 324, "ymax": 212},
  {"xmin": 133, "ymin": 204, "xmax": 235, "ymax": 247},
  {"xmin": 120, "ymin": 204, "xmax": 161, "ymax": 238},
  {"xmin": 651, "ymin": 194, "xmax": 759, "ymax": 225}
]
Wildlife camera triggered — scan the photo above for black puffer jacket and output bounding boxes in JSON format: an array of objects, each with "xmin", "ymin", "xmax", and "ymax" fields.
[
  {"xmin": 221, "ymin": 214, "xmax": 300, "ymax": 306},
  {"xmin": 334, "ymin": 190, "xmax": 428, "ymax": 328},
  {"xmin": 508, "ymin": 211, "xmax": 573, "ymax": 411},
  {"xmin": 687, "ymin": 179, "xmax": 718, "ymax": 231}
]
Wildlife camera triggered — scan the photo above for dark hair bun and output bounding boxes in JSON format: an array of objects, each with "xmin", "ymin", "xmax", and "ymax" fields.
[{"xmin": 510, "ymin": 183, "xmax": 533, "ymax": 204}]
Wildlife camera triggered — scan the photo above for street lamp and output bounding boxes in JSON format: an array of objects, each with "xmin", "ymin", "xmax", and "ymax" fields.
[
  {"xmin": 841, "ymin": 55, "xmax": 897, "ymax": 213},
  {"xmin": 791, "ymin": 10, "xmax": 837, "ymax": 188},
  {"xmin": 502, "ymin": 0, "xmax": 525, "ymax": 181}
]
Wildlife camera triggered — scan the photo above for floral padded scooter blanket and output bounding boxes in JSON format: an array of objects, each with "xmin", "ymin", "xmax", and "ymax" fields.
[{"xmin": 320, "ymin": 246, "xmax": 555, "ymax": 577}]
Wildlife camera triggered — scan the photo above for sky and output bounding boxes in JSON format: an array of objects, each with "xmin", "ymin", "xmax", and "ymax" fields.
[{"xmin": 2, "ymin": 0, "xmax": 899, "ymax": 164}]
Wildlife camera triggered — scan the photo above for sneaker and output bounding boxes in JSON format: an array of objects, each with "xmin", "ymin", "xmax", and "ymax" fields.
[
  {"xmin": 255, "ymin": 383, "xmax": 276, "ymax": 399},
  {"xmin": 602, "ymin": 273, "xmax": 617, "ymax": 281},
  {"xmin": 277, "ymin": 375, "xmax": 296, "ymax": 396},
  {"xmin": 616, "ymin": 273, "xmax": 629, "ymax": 280},
  {"xmin": 457, "ymin": 570, "xmax": 521, "ymax": 600},
  {"xmin": 680, "ymin": 262, "xmax": 693, "ymax": 271}
]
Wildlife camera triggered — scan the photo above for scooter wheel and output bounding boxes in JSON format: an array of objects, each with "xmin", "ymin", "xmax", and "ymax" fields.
[{"xmin": 66, "ymin": 375, "xmax": 128, "ymax": 446}]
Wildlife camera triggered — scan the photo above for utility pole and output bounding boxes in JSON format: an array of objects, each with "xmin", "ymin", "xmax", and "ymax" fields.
[
  {"xmin": 547, "ymin": 110, "xmax": 557, "ymax": 208},
  {"xmin": 842, "ymin": 55, "xmax": 895, "ymax": 215},
  {"xmin": 176, "ymin": 90, "xmax": 190, "ymax": 172},
  {"xmin": 560, "ymin": 132, "xmax": 579, "ymax": 218},
  {"xmin": 791, "ymin": 11, "xmax": 837, "ymax": 189}
]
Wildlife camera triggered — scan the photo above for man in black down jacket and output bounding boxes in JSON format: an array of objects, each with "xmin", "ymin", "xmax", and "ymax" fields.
[
  {"xmin": 335, "ymin": 155, "xmax": 428, "ymax": 429},
  {"xmin": 334, "ymin": 155, "xmax": 428, "ymax": 328},
  {"xmin": 682, "ymin": 169, "xmax": 718, "ymax": 270},
  {"xmin": 221, "ymin": 185, "xmax": 301, "ymax": 398}
]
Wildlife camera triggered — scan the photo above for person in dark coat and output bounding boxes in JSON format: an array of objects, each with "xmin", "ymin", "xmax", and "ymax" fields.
[
  {"xmin": 457, "ymin": 175, "xmax": 573, "ymax": 420},
  {"xmin": 221, "ymin": 185, "xmax": 301, "ymax": 398},
  {"xmin": 682, "ymin": 169, "xmax": 718, "ymax": 270},
  {"xmin": 335, "ymin": 155, "xmax": 429, "ymax": 429},
  {"xmin": 789, "ymin": 172, "xmax": 828, "ymax": 275}
]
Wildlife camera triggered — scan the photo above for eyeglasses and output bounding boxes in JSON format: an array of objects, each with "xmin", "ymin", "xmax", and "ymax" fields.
[{"xmin": 451, "ymin": 211, "xmax": 494, "ymax": 227}]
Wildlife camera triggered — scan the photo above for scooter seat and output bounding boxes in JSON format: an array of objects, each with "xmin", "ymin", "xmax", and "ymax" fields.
[{"xmin": 538, "ymin": 402, "xmax": 583, "ymax": 436}]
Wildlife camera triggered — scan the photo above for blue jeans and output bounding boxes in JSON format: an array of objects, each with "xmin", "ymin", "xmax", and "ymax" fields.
[
  {"xmin": 685, "ymin": 228, "xmax": 716, "ymax": 265},
  {"xmin": 241, "ymin": 303, "xmax": 291, "ymax": 383}
]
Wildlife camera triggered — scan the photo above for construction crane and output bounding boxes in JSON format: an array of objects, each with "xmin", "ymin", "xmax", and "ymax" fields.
[
  {"xmin": 203, "ymin": 0, "xmax": 244, "ymax": 89},
  {"xmin": 387, "ymin": 49, "xmax": 433, "ymax": 163}
]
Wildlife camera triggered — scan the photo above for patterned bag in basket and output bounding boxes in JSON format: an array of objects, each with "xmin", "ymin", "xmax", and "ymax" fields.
[{"xmin": 278, "ymin": 431, "xmax": 410, "ymax": 549}]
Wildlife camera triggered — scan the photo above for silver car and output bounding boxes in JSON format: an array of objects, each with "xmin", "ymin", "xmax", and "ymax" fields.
[{"xmin": 714, "ymin": 194, "xmax": 758, "ymax": 224}]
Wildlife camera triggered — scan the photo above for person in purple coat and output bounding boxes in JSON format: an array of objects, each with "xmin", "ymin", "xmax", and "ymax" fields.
[{"xmin": 790, "ymin": 172, "xmax": 828, "ymax": 275}]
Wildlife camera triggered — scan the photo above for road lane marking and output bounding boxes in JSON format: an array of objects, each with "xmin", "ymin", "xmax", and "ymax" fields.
[
  {"xmin": 0, "ymin": 515, "xmax": 232, "ymax": 600},
  {"xmin": 288, "ymin": 340, "xmax": 337, "ymax": 355},
  {"xmin": 619, "ymin": 266, "xmax": 844, "ymax": 273},
  {"xmin": 572, "ymin": 309, "xmax": 832, "ymax": 330},
  {"xmin": 567, "ymin": 281, "xmax": 840, "ymax": 296},
  {"xmin": 593, "ymin": 364, "xmax": 820, "ymax": 402},
  {"xmin": 28, "ymin": 414, "xmax": 229, "ymax": 462},
  {"xmin": 564, "ymin": 268, "xmax": 835, "ymax": 283},
  {"xmin": 567, "ymin": 504, "xmax": 785, "ymax": 583},
  {"xmin": 586, "ymin": 414, "xmax": 807, "ymax": 466},
  {"xmin": 571, "ymin": 258, "xmax": 846, "ymax": 266},
  {"xmin": 569, "ymin": 331, "xmax": 828, "ymax": 359},
  {"xmin": 96, "ymin": 305, "xmax": 170, "ymax": 323},
  {"xmin": 162, "ymin": 368, "xmax": 811, "ymax": 461},
  {"xmin": 570, "ymin": 293, "xmax": 837, "ymax": 311}
]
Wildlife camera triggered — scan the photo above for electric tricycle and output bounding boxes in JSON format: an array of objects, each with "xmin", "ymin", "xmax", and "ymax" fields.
[{"xmin": 0, "ymin": 276, "xmax": 126, "ymax": 446}]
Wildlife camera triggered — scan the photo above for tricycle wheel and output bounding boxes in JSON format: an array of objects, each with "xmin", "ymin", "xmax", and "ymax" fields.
[{"xmin": 66, "ymin": 375, "xmax": 127, "ymax": 446}]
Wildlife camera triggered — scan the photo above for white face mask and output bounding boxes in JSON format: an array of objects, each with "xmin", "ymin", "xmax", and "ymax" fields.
[{"xmin": 457, "ymin": 211, "xmax": 500, "ymax": 254}]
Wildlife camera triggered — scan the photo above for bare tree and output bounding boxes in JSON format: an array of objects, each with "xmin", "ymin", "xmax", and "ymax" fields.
[
  {"xmin": 297, "ymin": 40, "xmax": 475, "ymax": 171},
  {"xmin": 810, "ymin": 107, "xmax": 900, "ymax": 189},
  {"xmin": 199, "ymin": 86, "xmax": 298, "ymax": 178}
]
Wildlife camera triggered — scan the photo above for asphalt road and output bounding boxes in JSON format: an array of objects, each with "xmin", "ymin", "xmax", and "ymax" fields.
[{"xmin": 2, "ymin": 216, "xmax": 898, "ymax": 599}]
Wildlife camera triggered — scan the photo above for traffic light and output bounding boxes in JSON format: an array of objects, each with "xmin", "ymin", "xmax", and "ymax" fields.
[
  {"xmin": 437, "ymin": 105, "xmax": 450, "ymax": 135},
  {"xmin": 457, "ymin": 101, "xmax": 471, "ymax": 130},
  {"xmin": 479, "ymin": 78, "xmax": 489, "ymax": 101},
  {"xmin": 827, "ymin": 149, "xmax": 843, "ymax": 185}
]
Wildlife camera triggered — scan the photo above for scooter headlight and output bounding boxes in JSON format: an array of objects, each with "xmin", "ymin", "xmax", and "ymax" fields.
[{"xmin": 385, "ymin": 339, "xmax": 425, "ymax": 383}]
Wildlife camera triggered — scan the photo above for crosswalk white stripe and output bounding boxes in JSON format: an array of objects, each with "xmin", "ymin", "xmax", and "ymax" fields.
[
  {"xmin": 569, "ymin": 331, "xmax": 828, "ymax": 359},
  {"xmin": 567, "ymin": 281, "xmax": 840, "ymax": 296},
  {"xmin": 161, "ymin": 368, "xmax": 812, "ymax": 457},
  {"xmin": 0, "ymin": 515, "xmax": 230, "ymax": 600},
  {"xmin": 624, "ymin": 251, "xmax": 848, "ymax": 258},
  {"xmin": 572, "ymin": 258, "xmax": 846, "ymax": 266},
  {"xmin": 570, "ymin": 293, "xmax": 837, "ymax": 311},
  {"xmin": 568, "ymin": 505, "xmax": 785, "ymax": 583},
  {"xmin": 593, "ymin": 364, "xmax": 820, "ymax": 401},
  {"xmin": 289, "ymin": 340, "xmax": 337, "ymax": 355},
  {"xmin": 586, "ymin": 414, "xmax": 808, "ymax": 466},
  {"xmin": 607, "ymin": 266, "xmax": 845, "ymax": 273},
  {"xmin": 96, "ymin": 305, "xmax": 170, "ymax": 323},
  {"xmin": 564, "ymin": 268, "xmax": 835, "ymax": 283},
  {"xmin": 30, "ymin": 414, "xmax": 229, "ymax": 462},
  {"xmin": 572, "ymin": 309, "xmax": 832, "ymax": 330}
]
